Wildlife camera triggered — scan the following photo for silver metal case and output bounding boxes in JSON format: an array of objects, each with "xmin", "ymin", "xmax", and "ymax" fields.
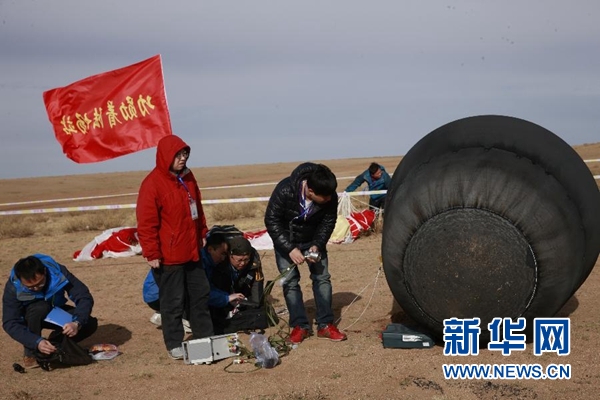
[{"xmin": 182, "ymin": 333, "xmax": 240, "ymax": 365}]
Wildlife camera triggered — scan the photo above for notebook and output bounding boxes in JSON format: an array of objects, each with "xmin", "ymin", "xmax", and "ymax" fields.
[{"xmin": 44, "ymin": 307, "xmax": 73, "ymax": 327}]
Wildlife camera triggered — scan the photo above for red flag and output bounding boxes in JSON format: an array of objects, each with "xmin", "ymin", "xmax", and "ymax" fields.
[{"xmin": 43, "ymin": 55, "xmax": 172, "ymax": 163}]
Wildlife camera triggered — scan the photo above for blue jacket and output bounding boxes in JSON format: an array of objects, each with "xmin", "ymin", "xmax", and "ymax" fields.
[
  {"xmin": 142, "ymin": 270, "xmax": 159, "ymax": 304},
  {"xmin": 143, "ymin": 247, "xmax": 232, "ymax": 308},
  {"xmin": 202, "ymin": 247, "xmax": 231, "ymax": 308},
  {"xmin": 345, "ymin": 165, "xmax": 391, "ymax": 202},
  {"xmin": 2, "ymin": 254, "xmax": 94, "ymax": 351}
]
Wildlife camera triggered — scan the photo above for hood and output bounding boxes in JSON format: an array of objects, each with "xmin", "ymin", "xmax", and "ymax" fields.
[
  {"xmin": 156, "ymin": 135, "xmax": 190, "ymax": 174},
  {"xmin": 10, "ymin": 254, "xmax": 68, "ymax": 302}
]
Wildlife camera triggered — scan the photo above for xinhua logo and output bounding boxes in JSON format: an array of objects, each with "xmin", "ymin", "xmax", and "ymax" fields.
[
  {"xmin": 442, "ymin": 318, "xmax": 572, "ymax": 380},
  {"xmin": 533, "ymin": 318, "xmax": 570, "ymax": 356},
  {"xmin": 442, "ymin": 317, "xmax": 571, "ymax": 356}
]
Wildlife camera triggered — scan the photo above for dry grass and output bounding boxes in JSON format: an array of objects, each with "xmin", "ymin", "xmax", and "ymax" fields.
[
  {"xmin": 205, "ymin": 202, "xmax": 266, "ymax": 223},
  {"xmin": 0, "ymin": 210, "xmax": 137, "ymax": 238},
  {"xmin": 0, "ymin": 215, "xmax": 51, "ymax": 239},
  {"xmin": 372, "ymin": 212, "xmax": 385, "ymax": 234},
  {"xmin": 0, "ymin": 217, "xmax": 35, "ymax": 239},
  {"xmin": 61, "ymin": 209, "xmax": 137, "ymax": 233}
]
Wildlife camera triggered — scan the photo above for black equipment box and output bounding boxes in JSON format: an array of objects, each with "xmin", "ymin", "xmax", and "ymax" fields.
[{"xmin": 381, "ymin": 323, "xmax": 435, "ymax": 349}]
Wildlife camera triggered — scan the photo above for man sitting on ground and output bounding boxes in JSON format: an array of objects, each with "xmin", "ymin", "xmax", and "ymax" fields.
[
  {"xmin": 2, "ymin": 254, "xmax": 98, "ymax": 369},
  {"xmin": 205, "ymin": 236, "xmax": 269, "ymax": 334}
]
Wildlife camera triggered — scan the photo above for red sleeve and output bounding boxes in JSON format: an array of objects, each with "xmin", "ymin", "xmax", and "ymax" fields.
[
  {"xmin": 195, "ymin": 185, "xmax": 208, "ymax": 239},
  {"xmin": 136, "ymin": 177, "xmax": 162, "ymax": 261}
]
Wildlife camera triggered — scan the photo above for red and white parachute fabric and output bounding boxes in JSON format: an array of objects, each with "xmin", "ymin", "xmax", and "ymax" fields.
[
  {"xmin": 73, "ymin": 227, "xmax": 142, "ymax": 261},
  {"xmin": 243, "ymin": 229, "xmax": 274, "ymax": 250},
  {"xmin": 348, "ymin": 209, "xmax": 376, "ymax": 239},
  {"xmin": 73, "ymin": 194, "xmax": 377, "ymax": 260},
  {"xmin": 329, "ymin": 192, "xmax": 376, "ymax": 243}
]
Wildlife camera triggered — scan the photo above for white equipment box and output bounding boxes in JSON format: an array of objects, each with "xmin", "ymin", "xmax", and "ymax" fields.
[{"xmin": 182, "ymin": 333, "xmax": 240, "ymax": 365}]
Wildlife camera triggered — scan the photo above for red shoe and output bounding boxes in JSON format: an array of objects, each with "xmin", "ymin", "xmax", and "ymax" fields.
[
  {"xmin": 289, "ymin": 326, "xmax": 311, "ymax": 344},
  {"xmin": 317, "ymin": 324, "xmax": 347, "ymax": 341}
]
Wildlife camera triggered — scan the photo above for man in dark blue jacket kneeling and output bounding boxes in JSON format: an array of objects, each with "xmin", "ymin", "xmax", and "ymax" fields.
[{"xmin": 2, "ymin": 254, "xmax": 98, "ymax": 368}]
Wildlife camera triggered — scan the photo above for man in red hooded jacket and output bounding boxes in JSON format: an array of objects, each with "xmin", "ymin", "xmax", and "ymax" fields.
[{"xmin": 136, "ymin": 135, "xmax": 214, "ymax": 360}]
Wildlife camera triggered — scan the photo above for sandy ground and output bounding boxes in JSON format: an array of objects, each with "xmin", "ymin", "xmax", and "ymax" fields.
[{"xmin": 1, "ymin": 148, "xmax": 599, "ymax": 400}]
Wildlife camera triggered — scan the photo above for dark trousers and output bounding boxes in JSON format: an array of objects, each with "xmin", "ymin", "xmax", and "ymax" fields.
[
  {"xmin": 369, "ymin": 195, "xmax": 387, "ymax": 210},
  {"xmin": 152, "ymin": 260, "xmax": 214, "ymax": 350},
  {"xmin": 147, "ymin": 296, "xmax": 190, "ymax": 321},
  {"xmin": 147, "ymin": 300, "xmax": 160, "ymax": 312},
  {"xmin": 23, "ymin": 300, "xmax": 98, "ymax": 357}
]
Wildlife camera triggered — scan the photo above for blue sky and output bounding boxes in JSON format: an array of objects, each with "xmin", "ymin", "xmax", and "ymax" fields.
[{"xmin": 1, "ymin": 1, "xmax": 599, "ymax": 179}]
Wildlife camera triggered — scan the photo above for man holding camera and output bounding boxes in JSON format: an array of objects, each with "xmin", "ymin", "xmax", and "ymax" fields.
[{"xmin": 265, "ymin": 163, "xmax": 347, "ymax": 344}]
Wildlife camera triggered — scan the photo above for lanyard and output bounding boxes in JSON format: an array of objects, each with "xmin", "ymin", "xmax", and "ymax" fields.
[
  {"xmin": 297, "ymin": 181, "xmax": 312, "ymax": 221},
  {"xmin": 177, "ymin": 174, "xmax": 200, "ymax": 220},
  {"xmin": 177, "ymin": 175, "xmax": 193, "ymax": 200}
]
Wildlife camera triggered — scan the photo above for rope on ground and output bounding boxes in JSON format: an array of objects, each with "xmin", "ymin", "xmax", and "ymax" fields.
[{"xmin": 337, "ymin": 261, "xmax": 383, "ymax": 331}]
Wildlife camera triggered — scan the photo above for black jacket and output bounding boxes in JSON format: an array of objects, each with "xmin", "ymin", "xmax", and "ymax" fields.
[
  {"xmin": 209, "ymin": 248, "xmax": 264, "ymax": 326},
  {"xmin": 210, "ymin": 248, "xmax": 264, "ymax": 309},
  {"xmin": 264, "ymin": 163, "xmax": 338, "ymax": 254}
]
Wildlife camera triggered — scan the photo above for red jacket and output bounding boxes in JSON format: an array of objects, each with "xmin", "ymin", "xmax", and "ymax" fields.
[{"xmin": 136, "ymin": 135, "xmax": 208, "ymax": 265}]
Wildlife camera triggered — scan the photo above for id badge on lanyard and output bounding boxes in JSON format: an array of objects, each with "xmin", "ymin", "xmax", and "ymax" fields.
[
  {"xmin": 178, "ymin": 176, "xmax": 199, "ymax": 220},
  {"xmin": 189, "ymin": 199, "xmax": 199, "ymax": 220}
]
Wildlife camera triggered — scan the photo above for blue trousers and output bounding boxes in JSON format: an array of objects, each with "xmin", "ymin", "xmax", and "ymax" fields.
[{"xmin": 275, "ymin": 249, "xmax": 334, "ymax": 330}]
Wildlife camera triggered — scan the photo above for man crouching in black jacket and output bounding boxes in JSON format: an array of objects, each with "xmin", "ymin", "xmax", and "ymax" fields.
[
  {"xmin": 265, "ymin": 163, "xmax": 347, "ymax": 345},
  {"xmin": 207, "ymin": 236, "xmax": 268, "ymax": 334}
]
